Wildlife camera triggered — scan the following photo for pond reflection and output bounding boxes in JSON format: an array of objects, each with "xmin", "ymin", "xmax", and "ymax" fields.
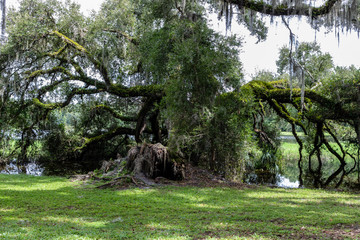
[{"xmin": 0, "ymin": 161, "xmax": 43, "ymax": 176}]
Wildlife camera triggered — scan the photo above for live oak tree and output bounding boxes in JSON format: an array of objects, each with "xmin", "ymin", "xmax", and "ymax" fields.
[
  {"xmin": 1, "ymin": 0, "xmax": 360, "ymax": 187},
  {"xmin": 0, "ymin": 0, "xmax": 244, "ymax": 176}
]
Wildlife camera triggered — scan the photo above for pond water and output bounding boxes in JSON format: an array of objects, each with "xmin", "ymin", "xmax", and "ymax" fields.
[
  {"xmin": 246, "ymin": 172, "xmax": 300, "ymax": 188},
  {"xmin": 0, "ymin": 161, "xmax": 43, "ymax": 176},
  {"xmin": 276, "ymin": 175, "xmax": 300, "ymax": 188}
]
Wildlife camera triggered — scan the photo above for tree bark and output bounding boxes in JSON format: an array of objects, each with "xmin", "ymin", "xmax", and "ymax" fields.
[{"xmin": 126, "ymin": 143, "xmax": 185, "ymax": 181}]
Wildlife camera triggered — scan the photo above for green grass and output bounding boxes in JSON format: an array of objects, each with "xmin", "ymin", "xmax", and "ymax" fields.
[
  {"xmin": 1, "ymin": 174, "xmax": 360, "ymax": 239},
  {"xmin": 280, "ymin": 132, "xmax": 306, "ymax": 137},
  {"xmin": 280, "ymin": 141, "xmax": 348, "ymax": 158}
]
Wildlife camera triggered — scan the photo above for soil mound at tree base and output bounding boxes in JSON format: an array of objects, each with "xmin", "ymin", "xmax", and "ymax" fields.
[{"xmin": 71, "ymin": 143, "xmax": 249, "ymax": 189}]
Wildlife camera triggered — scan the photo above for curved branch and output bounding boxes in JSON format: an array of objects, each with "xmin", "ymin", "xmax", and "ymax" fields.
[
  {"xmin": 267, "ymin": 98, "xmax": 307, "ymax": 133},
  {"xmin": 33, "ymin": 88, "xmax": 105, "ymax": 110},
  {"xmin": 26, "ymin": 66, "xmax": 75, "ymax": 80},
  {"xmin": 47, "ymin": 44, "xmax": 67, "ymax": 57},
  {"xmin": 75, "ymin": 127, "xmax": 137, "ymax": 151},
  {"xmin": 52, "ymin": 31, "xmax": 111, "ymax": 86},
  {"xmin": 75, "ymin": 126, "xmax": 152, "ymax": 151},
  {"xmin": 322, "ymin": 126, "xmax": 347, "ymax": 187},
  {"xmin": 308, "ymin": 122, "xmax": 324, "ymax": 188}
]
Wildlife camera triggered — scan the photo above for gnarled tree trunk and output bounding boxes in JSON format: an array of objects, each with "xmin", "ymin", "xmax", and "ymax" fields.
[{"xmin": 126, "ymin": 143, "xmax": 185, "ymax": 182}]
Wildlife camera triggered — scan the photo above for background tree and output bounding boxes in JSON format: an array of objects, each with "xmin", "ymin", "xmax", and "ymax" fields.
[{"xmin": 276, "ymin": 42, "xmax": 334, "ymax": 88}]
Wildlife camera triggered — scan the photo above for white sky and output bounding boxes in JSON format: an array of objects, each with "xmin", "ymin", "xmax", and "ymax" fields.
[{"xmin": 6, "ymin": 0, "xmax": 360, "ymax": 80}]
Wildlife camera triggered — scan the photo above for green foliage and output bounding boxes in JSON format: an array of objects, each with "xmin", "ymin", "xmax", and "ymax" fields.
[
  {"xmin": 140, "ymin": 13, "xmax": 243, "ymax": 134},
  {"xmin": 37, "ymin": 112, "xmax": 82, "ymax": 175},
  {"xmin": 175, "ymin": 89, "xmax": 257, "ymax": 180},
  {"xmin": 276, "ymin": 42, "xmax": 334, "ymax": 87},
  {"xmin": 319, "ymin": 65, "xmax": 360, "ymax": 100},
  {"xmin": 209, "ymin": 91, "xmax": 256, "ymax": 180},
  {"xmin": 36, "ymin": 105, "xmax": 133, "ymax": 175}
]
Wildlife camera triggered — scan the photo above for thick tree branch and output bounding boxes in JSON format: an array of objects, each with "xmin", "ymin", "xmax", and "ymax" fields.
[
  {"xmin": 108, "ymin": 84, "xmax": 165, "ymax": 98},
  {"xmin": 26, "ymin": 66, "xmax": 75, "ymax": 80},
  {"xmin": 33, "ymin": 88, "xmax": 105, "ymax": 110},
  {"xmin": 224, "ymin": 0, "xmax": 339, "ymax": 17},
  {"xmin": 75, "ymin": 126, "xmax": 152, "ymax": 151}
]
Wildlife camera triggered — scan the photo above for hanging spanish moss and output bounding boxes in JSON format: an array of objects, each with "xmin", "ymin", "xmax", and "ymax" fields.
[
  {"xmin": 0, "ymin": 0, "xmax": 5, "ymax": 37},
  {"xmin": 216, "ymin": 0, "xmax": 360, "ymax": 33}
]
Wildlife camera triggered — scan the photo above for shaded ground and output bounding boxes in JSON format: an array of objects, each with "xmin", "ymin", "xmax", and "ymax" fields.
[
  {"xmin": 1, "ymin": 174, "xmax": 360, "ymax": 239},
  {"xmin": 176, "ymin": 164, "xmax": 249, "ymax": 189},
  {"xmin": 75, "ymin": 163, "xmax": 250, "ymax": 190}
]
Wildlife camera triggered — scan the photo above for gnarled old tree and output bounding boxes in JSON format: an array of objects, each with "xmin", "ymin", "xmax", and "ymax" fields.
[
  {"xmin": 0, "ymin": 0, "xmax": 243, "ymax": 176},
  {"xmin": 1, "ymin": 0, "xmax": 360, "ymax": 186}
]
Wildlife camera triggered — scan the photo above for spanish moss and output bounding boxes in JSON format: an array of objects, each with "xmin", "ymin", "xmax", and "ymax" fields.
[{"xmin": 0, "ymin": 0, "xmax": 5, "ymax": 37}]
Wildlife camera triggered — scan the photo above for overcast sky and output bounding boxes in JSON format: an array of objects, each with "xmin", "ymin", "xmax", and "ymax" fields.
[{"xmin": 7, "ymin": 0, "xmax": 360, "ymax": 80}]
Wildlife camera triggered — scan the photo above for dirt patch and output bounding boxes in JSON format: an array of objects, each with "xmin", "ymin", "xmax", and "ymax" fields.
[
  {"xmin": 71, "ymin": 163, "xmax": 250, "ymax": 190},
  {"xmin": 274, "ymin": 224, "xmax": 360, "ymax": 240},
  {"xmin": 322, "ymin": 224, "xmax": 360, "ymax": 239},
  {"xmin": 174, "ymin": 163, "xmax": 249, "ymax": 189}
]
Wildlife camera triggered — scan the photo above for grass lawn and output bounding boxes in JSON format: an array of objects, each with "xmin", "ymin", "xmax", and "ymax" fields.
[{"xmin": 1, "ymin": 174, "xmax": 360, "ymax": 239}]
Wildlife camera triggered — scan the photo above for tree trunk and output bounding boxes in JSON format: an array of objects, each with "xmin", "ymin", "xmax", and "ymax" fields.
[{"xmin": 126, "ymin": 143, "xmax": 185, "ymax": 181}]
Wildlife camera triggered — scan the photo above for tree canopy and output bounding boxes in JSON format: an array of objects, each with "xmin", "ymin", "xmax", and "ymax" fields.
[{"xmin": 1, "ymin": 0, "xmax": 360, "ymax": 188}]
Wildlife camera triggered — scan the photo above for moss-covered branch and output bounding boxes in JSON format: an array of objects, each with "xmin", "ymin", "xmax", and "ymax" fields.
[
  {"xmin": 33, "ymin": 88, "xmax": 105, "ymax": 111},
  {"xmin": 246, "ymin": 80, "xmax": 355, "ymax": 121},
  {"xmin": 108, "ymin": 84, "xmax": 165, "ymax": 98},
  {"xmin": 32, "ymin": 98, "xmax": 62, "ymax": 110},
  {"xmin": 51, "ymin": 31, "xmax": 111, "ymax": 86},
  {"xmin": 47, "ymin": 44, "xmax": 67, "ymax": 57},
  {"xmin": 52, "ymin": 30, "xmax": 88, "ymax": 53},
  {"xmin": 26, "ymin": 66, "xmax": 74, "ymax": 80},
  {"xmin": 75, "ymin": 127, "xmax": 136, "ymax": 151},
  {"xmin": 226, "ymin": 0, "xmax": 339, "ymax": 18},
  {"xmin": 44, "ymin": 53, "xmax": 87, "ymax": 79},
  {"xmin": 269, "ymin": 99, "xmax": 307, "ymax": 132},
  {"xmin": 75, "ymin": 126, "xmax": 152, "ymax": 151}
]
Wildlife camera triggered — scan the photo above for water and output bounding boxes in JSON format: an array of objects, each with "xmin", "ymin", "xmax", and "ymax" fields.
[
  {"xmin": 0, "ymin": 161, "xmax": 43, "ymax": 176},
  {"xmin": 246, "ymin": 172, "xmax": 300, "ymax": 188},
  {"xmin": 276, "ymin": 174, "xmax": 299, "ymax": 188}
]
